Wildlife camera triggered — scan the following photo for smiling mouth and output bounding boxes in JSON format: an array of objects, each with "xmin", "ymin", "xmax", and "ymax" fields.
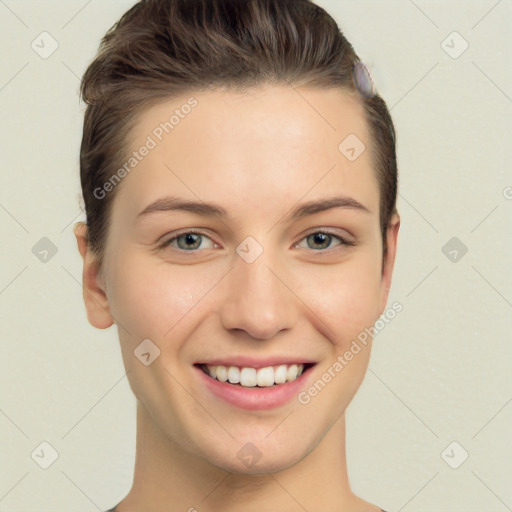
[{"xmin": 196, "ymin": 363, "xmax": 316, "ymax": 388}]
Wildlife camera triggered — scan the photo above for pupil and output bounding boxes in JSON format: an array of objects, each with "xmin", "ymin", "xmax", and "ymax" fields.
[
  {"xmin": 180, "ymin": 233, "xmax": 200, "ymax": 250},
  {"xmin": 312, "ymin": 233, "xmax": 329, "ymax": 248}
]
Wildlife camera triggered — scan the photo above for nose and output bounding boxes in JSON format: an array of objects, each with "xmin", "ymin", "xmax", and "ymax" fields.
[{"xmin": 219, "ymin": 248, "xmax": 298, "ymax": 340}]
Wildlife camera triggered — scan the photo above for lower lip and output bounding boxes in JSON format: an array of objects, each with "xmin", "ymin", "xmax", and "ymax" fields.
[{"xmin": 194, "ymin": 365, "xmax": 315, "ymax": 411}]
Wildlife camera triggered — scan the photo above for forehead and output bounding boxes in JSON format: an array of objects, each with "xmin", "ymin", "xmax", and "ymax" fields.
[{"xmin": 115, "ymin": 85, "xmax": 378, "ymax": 220}]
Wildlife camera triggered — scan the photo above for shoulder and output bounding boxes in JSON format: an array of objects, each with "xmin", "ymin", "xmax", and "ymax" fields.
[{"xmin": 104, "ymin": 505, "xmax": 388, "ymax": 512}]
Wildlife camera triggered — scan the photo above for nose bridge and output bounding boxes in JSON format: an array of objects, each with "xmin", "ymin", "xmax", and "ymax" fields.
[{"xmin": 219, "ymin": 241, "xmax": 298, "ymax": 339}]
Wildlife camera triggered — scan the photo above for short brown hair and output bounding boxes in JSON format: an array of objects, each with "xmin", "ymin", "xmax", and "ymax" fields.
[{"xmin": 79, "ymin": 0, "xmax": 398, "ymax": 265}]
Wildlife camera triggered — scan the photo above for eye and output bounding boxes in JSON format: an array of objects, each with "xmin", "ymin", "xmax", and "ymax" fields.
[
  {"xmin": 158, "ymin": 231, "xmax": 217, "ymax": 252},
  {"xmin": 295, "ymin": 230, "xmax": 354, "ymax": 251},
  {"xmin": 157, "ymin": 229, "xmax": 354, "ymax": 254}
]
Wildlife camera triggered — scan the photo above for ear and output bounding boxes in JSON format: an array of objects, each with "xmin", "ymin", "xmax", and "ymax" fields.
[
  {"xmin": 73, "ymin": 222, "xmax": 114, "ymax": 329},
  {"xmin": 378, "ymin": 213, "xmax": 400, "ymax": 315}
]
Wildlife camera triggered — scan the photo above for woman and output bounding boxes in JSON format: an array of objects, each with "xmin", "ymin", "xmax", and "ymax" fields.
[{"xmin": 74, "ymin": 0, "xmax": 400, "ymax": 510}]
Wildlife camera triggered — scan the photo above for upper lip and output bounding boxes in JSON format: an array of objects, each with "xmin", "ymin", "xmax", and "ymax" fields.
[{"xmin": 195, "ymin": 357, "xmax": 317, "ymax": 369}]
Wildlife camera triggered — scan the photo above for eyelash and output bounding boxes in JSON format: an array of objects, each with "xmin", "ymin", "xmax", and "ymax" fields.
[{"xmin": 157, "ymin": 228, "xmax": 355, "ymax": 253}]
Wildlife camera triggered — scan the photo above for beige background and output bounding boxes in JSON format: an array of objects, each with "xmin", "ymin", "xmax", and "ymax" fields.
[{"xmin": 1, "ymin": 0, "xmax": 511, "ymax": 510}]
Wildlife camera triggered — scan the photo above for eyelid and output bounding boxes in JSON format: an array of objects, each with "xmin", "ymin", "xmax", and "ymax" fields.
[
  {"xmin": 300, "ymin": 227, "xmax": 353, "ymax": 240},
  {"xmin": 156, "ymin": 229, "xmax": 219, "ymax": 250},
  {"xmin": 293, "ymin": 228, "xmax": 355, "ymax": 249}
]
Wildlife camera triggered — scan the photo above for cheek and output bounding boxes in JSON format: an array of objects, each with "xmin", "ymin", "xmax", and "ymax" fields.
[
  {"xmin": 299, "ymin": 251, "xmax": 382, "ymax": 346},
  {"xmin": 105, "ymin": 254, "xmax": 212, "ymax": 404},
  {"xmin": 106, "ymin": 252, "xmax": 211, "ymax": 339}
]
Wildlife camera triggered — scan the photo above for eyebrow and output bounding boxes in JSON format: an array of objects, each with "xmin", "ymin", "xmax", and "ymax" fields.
[
  {"xmin": 136, "ymin": 195, "xmax": 371, "ymax": 221},
  {"xmin": 137, "ymin": 197, "xmax": 228, "ymax": 219},
  {"xmin": 286, "ymin": 195, "xmax": 371, "ymax": 221}
]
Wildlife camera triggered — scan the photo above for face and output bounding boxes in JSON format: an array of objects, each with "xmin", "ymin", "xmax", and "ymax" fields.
[{"xmin": 76, "ymin": 85, "xmax": 399, "ymax": 474}]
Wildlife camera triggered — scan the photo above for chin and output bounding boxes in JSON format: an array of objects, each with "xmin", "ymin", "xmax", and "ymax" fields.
[
  {"xmin": 213, "ymin": 452, "xmax": 304, "ymax": 476},
  {"xmin": 194, "ymin": 435, "xmax": 311, "ymax": 476}
]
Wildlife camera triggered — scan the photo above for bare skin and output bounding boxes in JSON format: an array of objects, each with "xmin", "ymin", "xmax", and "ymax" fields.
[{"xmin": 75, "ymin": 85, "xmax": 399, "ymax": 512}]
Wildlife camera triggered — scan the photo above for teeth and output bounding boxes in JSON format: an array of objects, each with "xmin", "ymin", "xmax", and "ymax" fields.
[
  {"xmin": 240, "ymin": 367, "xmax": 257, "ymax": 387},
  {"xmin": 256, "ymin": 366, "xmax": 274, "ymax": 387},
  {"xmin": 215, "ymin": 365, "xmax": 228, "ymax": 382},
  {"xmin": 274, "ymin": 364, "xmax": 288, "ymax": 384},
  {"xmin": 227, "ymin": 366, "xmax": 240, "ymax": 384},
  {"xmin": 203, "ymin": 363, "xmax": 306, "ymax": 387},
  {"xmin": 286, "ymin": 364, "xmax": 299, "ymax": 381}
]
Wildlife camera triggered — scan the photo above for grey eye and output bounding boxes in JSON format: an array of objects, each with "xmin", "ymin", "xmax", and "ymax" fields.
[
  {"xmin": 296, "ymin": 232, "xmax": 345, "ymax": 251},
  {"xmin": 176, "ymin": 233, "xmax": 203, "ymax": 250}
]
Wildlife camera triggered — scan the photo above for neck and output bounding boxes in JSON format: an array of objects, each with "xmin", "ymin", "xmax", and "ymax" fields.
[{"xmin": 117, "ymin": 401, "xmax": 372, "ymax": 512}]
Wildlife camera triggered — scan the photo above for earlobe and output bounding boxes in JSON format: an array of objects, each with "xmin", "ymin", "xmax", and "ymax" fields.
[
  {"xmin": 73, "ymin": 222, "xmax": 114, "ymax": 329},
  {"xmin": 378, "ymin": 214, "xmax": 400, "ymax": 315}
]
